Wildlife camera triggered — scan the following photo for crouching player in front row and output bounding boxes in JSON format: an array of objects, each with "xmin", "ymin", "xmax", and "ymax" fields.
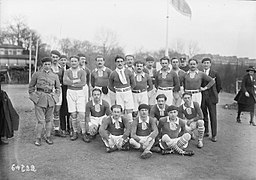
[
  {"xmin": 158, "ymin": 105, "xmax": 194, "ymax": 156},
  {"xmin": 85, "ymin": 88, "xmax": 111, "ymax": 142},
  {"xmin": 178, "ymin": 92, "xmax": 205, "ymax": 148},
  {"xmin": 99, "ymin": 105, "xmax": 130, "ymax": 153},
  {"xmin": 129, "ymin": 104, "xmax": 158, "ymax": 159}
]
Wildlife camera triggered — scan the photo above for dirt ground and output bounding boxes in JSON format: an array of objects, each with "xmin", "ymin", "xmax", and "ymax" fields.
[{"xmin": 0, "ymin": 84, "xmax": 256, "ymax": 180}]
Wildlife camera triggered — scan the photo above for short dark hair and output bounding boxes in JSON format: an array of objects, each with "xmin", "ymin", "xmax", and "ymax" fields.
[
  {"xmin": 160, "ymin": 56, "xmax": 170, "ymax": 63},
  {"xmin": 125, "ymin": 55, "xmax": 134, "ymax": 59},
  {"xmin": 111, "ymin": 104, "xmax": 123, "ymax": 112},
  {"xmin": 188, "ymin": 58, "xmax": 198, "ymax": 64},
  {"xmin": 95, "ymin": 55, "xmax": 105, "ymax": 61},
  {"xmin": 115, "ymin": 55, "xmax": 125, "ymax": 62},
  {"xmin": 182, "ymin": 92, "xmax": 192, "ymax": 98},
  {"xmin": 134, "ymin": 60, "xmax": 145, "ymax": 66},
  {"xmin": 77, "ymin": 53, "xmax": 86, "ymax": 58},
  {"xmin": 201, "ymin": 57, "xmax": 212, "ymax": 63},
  {"xmin": 156, "ymin": 94, "xmax": 167, "ymax": 101},
  {"xmin": 92, "ymin": 88, "xmax": 102, "ymax": 95},
  {"xmin": 69, "ymin": 55, "xmax": 79, "ymax": 61},
  {"xmin": 145, "ymin": 56, "xmax": 154, "ymax": 62},
  {"xmin": 170, "ymin": 57, "xmax": 179, "ymax": 63}
]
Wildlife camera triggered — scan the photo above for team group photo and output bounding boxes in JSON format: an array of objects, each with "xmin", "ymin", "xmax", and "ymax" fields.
[{"xmin": 1, "ymin": 0, "xmax": 256, "ymax": 179}]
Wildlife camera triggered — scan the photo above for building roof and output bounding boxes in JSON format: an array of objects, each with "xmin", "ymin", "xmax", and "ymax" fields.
[
  {"xmin": 0, "ymin": 44, "xmax": 24, "ymax": 49},
  {"xmin": 0, "ymin": 54, "xmax": 35, "ymax": 60}
]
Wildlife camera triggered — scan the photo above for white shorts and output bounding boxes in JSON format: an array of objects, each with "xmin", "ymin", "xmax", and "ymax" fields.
[
  {"xmin": 83, "ymin": 85, "xmax": 89, "ymax": 104},
  {"xmin": 67, "ymin": 89, "xmax": 86, "ymax": 113},
  {"xmin": 95, "ymin": 86, "xmax": 112, "ymax": 106},
  {"xmin": 129, "ymin": 135, "xmax": 152, "ymax": 149},
  {"xmin": 172, "ymin": 91, "xmax": 182, "ymax": 107},
  {"xmin": 116, "ymin": 90, "xmax": 134, "ymax": 110},
  {"xmin": 102, "ymin": 134, "xmax": 123, "ymax": 148},
  {"xmin": 88, "ymin": 115, "xmax": 106, "ymax": 128},
  {"xmin": 133, "ymin": 91, "xmax": 148, "ymax": 111},
  {"xmin": 56, "ymin": 88, "xmax": 62, "ymax": 106},
  {"xmin": 148, "ymin": 88, "xmax": 157, "ymax": 105},
  {"xmin": 185, "ymin": 121, "xmax": 197, "ymax": 132},
  {"xmin": 156, "ymin": 89, "xmax": 173, "ymax": 106},
  {"xmin": 109, "ymin": 90, "xmax": 116, "ymax": 106},
  {"xmin": 160, "ymin": 134, "xmax": 188, "ymax": 149}
]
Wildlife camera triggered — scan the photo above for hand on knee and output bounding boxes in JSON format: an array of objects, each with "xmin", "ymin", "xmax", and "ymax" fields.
[
  {"xmin": 183, "ymin": 133, "xmax": 191, "ymax": 141},
  {"xmin": 197, "ymin": 120, "xmax": 204, "ymax": 127}
]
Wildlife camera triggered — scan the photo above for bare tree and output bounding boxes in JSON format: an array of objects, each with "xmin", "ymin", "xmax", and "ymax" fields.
[
  {"xmin": 172, "ymin": 39, "xmax": 185, "ymax": 54},
  {"xmin": 188, "ymin": 40, "xmax": 200, "ymax": 57},
  {"xmin": 1, "ymin": 18, "xmax": 41, "ymax": 51},
  {"xmin": 94, "ymin": 28, "xmax": 118, "ymax": 56}
]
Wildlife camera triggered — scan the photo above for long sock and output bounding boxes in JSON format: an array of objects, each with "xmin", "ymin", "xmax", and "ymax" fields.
[
  {"xmin": 80, "ymin": 119, "xmax": 86, "ymax": 134},
  {"xmin": 171, "ymin": 133, "xmax": 191, "ymax": 154},
  {"xmin": 145, "ymin": 139, "xmax": 155, "ymax": 151},
  {"xmin": 36, "ymin": 123, "xmax": 44, "ymax": 139},
  {"xmin": 72, "ymin": 118, "xmax": 78, "ymax": 133},
  {"xmin": 250, "ymin": 112, "xmax": 254, "ymax": 122},
  {"xmin": 197, "ymin": 120, "xmax": 205, "ymax": 141},
  {"xmin": 129, "ymin": 138, "xmax": 141, "ymax": 149},
  {"xmin": 78, "ymin": 113, "xmax": 86, "ymax": 134},
  {"xmin": 45, "ymin": 121, "xmax": 52, "ymax": 137}
]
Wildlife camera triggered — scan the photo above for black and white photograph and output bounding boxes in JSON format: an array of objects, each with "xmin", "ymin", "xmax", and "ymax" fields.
[{"xmin": 0, "ymin": 0, "xmax": 256, "ymax": 179}]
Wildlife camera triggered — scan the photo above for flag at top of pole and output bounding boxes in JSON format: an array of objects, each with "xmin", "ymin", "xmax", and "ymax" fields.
[{"xmin": 171, "ymin": 0, "xmax": 192, "ymax": 18}]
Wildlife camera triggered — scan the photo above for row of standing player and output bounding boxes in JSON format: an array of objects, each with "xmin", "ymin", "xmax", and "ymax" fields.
[{"xmin": 29, "ymin": 51, "xmax": 222, "ymax": 157}]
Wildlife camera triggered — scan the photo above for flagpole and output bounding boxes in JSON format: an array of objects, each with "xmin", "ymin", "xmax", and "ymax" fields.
[
  {"xmin": 165, "ymin": 0, "xmax": 170, "ymax": 57},
  {"xmin": 34, "ymin": 39, "xmax": 39, "ymax": 72},
  {"xmin": 29, "ymin": 33, "xmax": 32, "ymax": 83}
]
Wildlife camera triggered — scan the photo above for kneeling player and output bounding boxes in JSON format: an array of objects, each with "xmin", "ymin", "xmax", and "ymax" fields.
[
  {"xmin": 99, "ymin": 105, "xmax": 130, "ymax": 153},
  {"xmin": 178, "ymin": 92, "xmax": 205, "ymax": 148},
  {"xmin": 129, "ymin": 104, "xmax": 158, "ymax": 159},
  {"xmin": 85, "ymin": 88, "xmax": 111, "ymax": 142},
  {"xmin": 158, "ymin": 105, "xmax": 194, "ymax": 156}
]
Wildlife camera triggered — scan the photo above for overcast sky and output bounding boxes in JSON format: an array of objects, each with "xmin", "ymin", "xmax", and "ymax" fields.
[{"xmin": 1, "ymin": 0, "xmax": 256, "ymax": 58}]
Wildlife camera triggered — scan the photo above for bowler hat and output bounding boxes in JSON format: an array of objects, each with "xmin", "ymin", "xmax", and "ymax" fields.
[{"xmin": 246, "ymin": 66, "xmax": 256, "ymax": 72}]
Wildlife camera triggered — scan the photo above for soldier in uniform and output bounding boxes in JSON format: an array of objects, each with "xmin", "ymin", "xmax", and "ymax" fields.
[{"xmin": 28, "ymin": 57, "xmax": 60, "ymax": 146}]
